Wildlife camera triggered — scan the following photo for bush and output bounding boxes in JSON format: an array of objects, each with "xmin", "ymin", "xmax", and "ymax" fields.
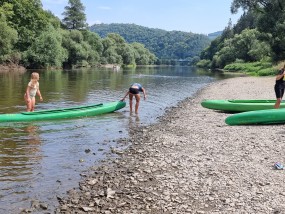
[
  {"xmin": 223, "ymin": 61, "xmax": 274, "ymax": 76},
  {"xmin": 196, "ymin": 59, "xmax": 211, "ymax": 68},
  {"xmin": 257, "ymin": 68, "xmax": 278, "ymax": 76}
]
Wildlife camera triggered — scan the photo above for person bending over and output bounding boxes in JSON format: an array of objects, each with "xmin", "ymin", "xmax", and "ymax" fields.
[{"xmin": 121, "ymin": 83, "xmax": 146, "ymax": 114}]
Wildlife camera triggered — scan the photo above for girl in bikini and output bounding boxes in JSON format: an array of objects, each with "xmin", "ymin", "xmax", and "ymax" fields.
[{"xmin": 24, "ymin": 72, "xmax": 43, "ymax": 112}]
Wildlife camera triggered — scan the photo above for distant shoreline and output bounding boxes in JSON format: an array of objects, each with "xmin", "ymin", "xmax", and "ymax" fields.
[{"xmin": 0, "ymin": 64, "xmax": 26, "ymax": 73}]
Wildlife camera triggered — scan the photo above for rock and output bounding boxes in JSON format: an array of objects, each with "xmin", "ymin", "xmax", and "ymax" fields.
[{"xmin": 54, "ymin": 77, "xmax": 285, "ymax": 213}]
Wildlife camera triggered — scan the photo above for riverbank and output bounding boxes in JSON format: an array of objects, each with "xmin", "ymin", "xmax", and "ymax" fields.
[
  {"xmin": 0, "ymin": 64, "xmax": 26, "ymax": 73},
  {"xmin": 54, "ymin": 76, "xmax": 285, "ymax": 213}
]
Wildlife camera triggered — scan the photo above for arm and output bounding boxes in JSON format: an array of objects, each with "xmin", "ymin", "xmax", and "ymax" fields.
[
  {"xmin": 276, "ymin": 70, "xmax": 285, "ymax": 80},
  {"xmin": 25, "ymin": 86, "xmax": 31, "ymax": 103},
  {"xmin": 37, "ymin": 89, "xmax": 43, "ymax": 101},
  {"xmin": 142, "ymin": 88, "xmax": 146, "ymax": 100},
  {"xmin": 121, "ymin": 91, "xmax": 129, "ymax": 101}
]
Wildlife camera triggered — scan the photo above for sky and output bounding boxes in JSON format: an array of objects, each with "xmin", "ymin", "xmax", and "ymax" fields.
[{"xmin": 41, "ymin": 0, "xmax": 243, "ymax": 35}]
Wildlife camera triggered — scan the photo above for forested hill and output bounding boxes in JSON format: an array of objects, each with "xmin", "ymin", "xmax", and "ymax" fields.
[
  {"xmin": 207, "ymin": 31, "xmax": 222, "ymax": 40},
  {"xmin": 90, "ymin": 23, "xmax": 211, "ymax": 61}
]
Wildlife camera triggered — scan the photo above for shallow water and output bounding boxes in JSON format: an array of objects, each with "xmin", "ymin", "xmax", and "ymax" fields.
[{"xmin": 0, "ymin": 66, "xmax": 231, "ymax": 213}]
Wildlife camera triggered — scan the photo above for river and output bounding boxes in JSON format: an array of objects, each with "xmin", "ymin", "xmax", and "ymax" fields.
[{"xmin": 0, "ymin": 66, "xmax": 232, "ymax": 213}]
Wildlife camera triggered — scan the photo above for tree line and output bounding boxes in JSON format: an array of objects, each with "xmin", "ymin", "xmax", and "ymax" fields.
[
  {"xmin": 197, "ymin": 0, "xmax": 285, "ymax": 74},
  {"xmin": 0, "ymin": 0, "xmax": 156, "ymax": 69},
  {"xmin": 90, "ymin": 23, "xmax": 211, "ymax": 66}
]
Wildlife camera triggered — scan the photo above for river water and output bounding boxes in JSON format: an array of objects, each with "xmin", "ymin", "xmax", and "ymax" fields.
[{"xmin": 0, "ymin": 66, "xmax": 232, "ymax": 213}]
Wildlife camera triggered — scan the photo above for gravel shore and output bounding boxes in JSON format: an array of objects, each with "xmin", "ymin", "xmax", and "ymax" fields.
[{"xmin": 55, "ymin": 76, "xmax": 285, "ymax": 214}]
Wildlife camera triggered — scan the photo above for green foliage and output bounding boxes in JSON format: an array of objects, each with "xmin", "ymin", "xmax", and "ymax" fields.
[
  {"xmin": 131, "ymin": 42, "xmax": 157, "ymax": 65},
  {"xmin": 201, "ymin": 27, "xmax": 272, "ymax": 69},
  {"xmin": 256, "ymin": 68, "xmax": 277, "ymax": 76},
  {"xmin": 208, "ymin": 31, "xmax": 222, "ymax": 40},
  {"xmin": 212, "ymin": 46, "xmax": 236, "ymax": 68},
  {"xmin": 199, "ymin": 0, "xmax": 285, "ymax": 73},
  {"xmin": 101, "ymin": 36, "xmax": 123, "ymax": 64},
  {"xmin": 0, "ymin": 15, "xmax": 18, "ymax": 63},
  {"xmin": 233, "ymin": 11, "xmax": 257, "ymax": 34},
  {"xmin": 44, "ymin": 10, "xmax": 61, "ymax": 29},
  {"xmin": 0, "ymin": 0, "xmax": 51, "ymax": 51},
  {"xmin": 0, "ymin": 1, "xmax": 160, "ymax": 68},
  {"xmin": 62, "ymin": 0, "xmax": 87, "ymax": 30},
  {"xmin": 81, "ymin": 30, "xmax": 103, "ymax": 55},
  {"xmin": 196, "ymin": 59, "xmax": 211, "ymax": 68},
  {"xmin": 23, "ymin": 25, "xmax": 68, "ymax": 68},
  {"xmin": 90, "ymin": 23, "xmax": 210, "ymax": 62},
  {"xmin": 191, "ymin": 56, "xmax": 201, "ymax": 65},
  {"xmin": 223, "ymin": 61, "xmax": 274, "ymax": 76},
  {"xmin": 61, "ymin": 30, "xmax": 89, "ymax": 67}
]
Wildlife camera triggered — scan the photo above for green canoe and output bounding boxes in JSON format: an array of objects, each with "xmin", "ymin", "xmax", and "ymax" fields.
[
  {"xmin": 225, "ymin": 108, "xmax": 285, "ymax": 125},
  {"xmin": 201, "ymin": 99, "xmax": 282, "ymax": 112},
  {"xmin": 0, "ymin": 101, "xmax": 126, "ymax": 123}
]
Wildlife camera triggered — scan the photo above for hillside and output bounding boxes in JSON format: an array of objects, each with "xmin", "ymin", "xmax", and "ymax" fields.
[
  {"xmin": 90, "ymin": 23, "xmax": 211, "ymax": 61},
  {"xmin": 207, "ymin": 31, "xmax": 222, "ymax": 40}
]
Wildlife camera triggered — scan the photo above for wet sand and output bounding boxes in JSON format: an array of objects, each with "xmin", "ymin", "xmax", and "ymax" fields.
[{"xmin": 52, "ymin": 76, "xmax": 285, "ymax": 213}]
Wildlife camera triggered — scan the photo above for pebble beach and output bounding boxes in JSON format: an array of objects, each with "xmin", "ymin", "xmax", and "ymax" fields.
[{"xmin": 52, "ymin": 76, "xmax": 285, "ymax": 214}]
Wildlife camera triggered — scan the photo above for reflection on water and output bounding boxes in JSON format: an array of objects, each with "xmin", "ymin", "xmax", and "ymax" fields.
[
  {"xmin": 128, "ymin": 112, "xmax": 141, "ymax": 129},
  {"xmin": 0, "ymin": 66, "xmax": 230, "ymax": 213},
  {"xmin": 0, "ymin": 125, "xmax": 41, "ymax": 182}
]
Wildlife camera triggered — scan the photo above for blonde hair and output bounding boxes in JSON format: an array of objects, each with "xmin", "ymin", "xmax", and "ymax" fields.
[{"xmin": 31, "ymin": 72, "xmax": 39, "ymax": 80}]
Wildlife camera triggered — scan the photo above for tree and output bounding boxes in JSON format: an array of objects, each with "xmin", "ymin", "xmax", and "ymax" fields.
[
  {"xmin": 62, "ymin": 0, "xmax": 87, "ymax": 30},
  {"xmin": 106, "ymin": 33, "xmax": 136, "ymax": 65},
  {"xmin": 81, "ymin": 31, "xmax": 103, "ymax": 55},
  {"xmin": 101, "ymin": 36, "xmax": 122, "ymax": 64},
  {"xmin": 231, "ymin": 29, "xmax": 271, "ymax": 62},
  {"xmin": 230, "ymin": 0, "xmax": 285, "ymax": 61},
  {"xmin": 0, "ymin": 14, "xmax": 18, "ymax": 63},
  {"xmin": 0, "ymin": 0, "xmax": 51, "ymax": 51},
  {"xmin": 233, "ymin": 11, "xmax": 257, "ymax": 35},
  {"xmin": 61, "ymin": 30, "xmax": 88, "ymax": 67},
  {"xmin": 131, "ymin": 42, "xmax": 156, "ymax": 65},
  {"xmin": 90, "ymin": 23, "xmax": 210, "ymax": 61},
  {"xmin": 211, "ymin": 28, "xmax": 272, "ymax": 68},
  {"xmin": 23, "ymin": 25, "xmax": 68, "ymax": 68}
]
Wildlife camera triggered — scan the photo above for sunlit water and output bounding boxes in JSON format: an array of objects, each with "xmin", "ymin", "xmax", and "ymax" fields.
[{"xmin": 0, "ymin": 66, "xmax": 232, "ymax": 213}]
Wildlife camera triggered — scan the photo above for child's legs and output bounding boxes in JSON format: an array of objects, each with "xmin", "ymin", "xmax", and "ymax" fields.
[
  {"xmin": 26, "ymin": 96, "xmax": 36, "ymax": 112},
  {"xmin": 25, "ymin": 94, "xmax": 31, "ymax": 112},
  {"xmin": 30, "ymin": 97, "xmax": 36, "ymax": 112}
]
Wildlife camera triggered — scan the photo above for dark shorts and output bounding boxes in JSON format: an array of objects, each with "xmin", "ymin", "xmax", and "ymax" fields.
[
  {"xmin": 275, "ymin": 84, "xmax": 285, "ymax": 98},
  {"xmin": 129, "ymin": 87, "xmax": 139, "ymax": 94}
]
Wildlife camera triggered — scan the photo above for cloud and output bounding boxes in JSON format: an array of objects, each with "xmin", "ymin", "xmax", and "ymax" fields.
[{"xmin": 98, "ymin": 6, "xmax": 111, "ymax": 10}]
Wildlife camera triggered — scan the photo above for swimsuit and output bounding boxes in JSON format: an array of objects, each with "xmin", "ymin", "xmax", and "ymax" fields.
[
  {"xmin": 275, "ymin": 69, "xmax": 285, "ymax": 98},
  {"xmin": 27, "ymin": 81, "xmax": 39, "ymax": 98},
  {"xmin": 129, "ymin": 83, "xmax": 143, "ymax": 94}
]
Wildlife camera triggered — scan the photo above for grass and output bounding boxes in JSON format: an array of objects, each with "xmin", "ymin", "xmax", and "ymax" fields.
[{"xmin": 223, "ymin": 61, "xmax": 279, "ymax": 76}]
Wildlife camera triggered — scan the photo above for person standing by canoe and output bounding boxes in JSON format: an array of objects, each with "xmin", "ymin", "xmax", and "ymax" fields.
[
  {"xmin": 24, "ymin": 72, "xmax": 43, "ymax": 112},
  {"xmin": 274, "ymin": 65, "xmax": 285, "ymax": 108},
  {"xmin": 121, "ymin": 83, "xmax": 146, "ymax": 114}
]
